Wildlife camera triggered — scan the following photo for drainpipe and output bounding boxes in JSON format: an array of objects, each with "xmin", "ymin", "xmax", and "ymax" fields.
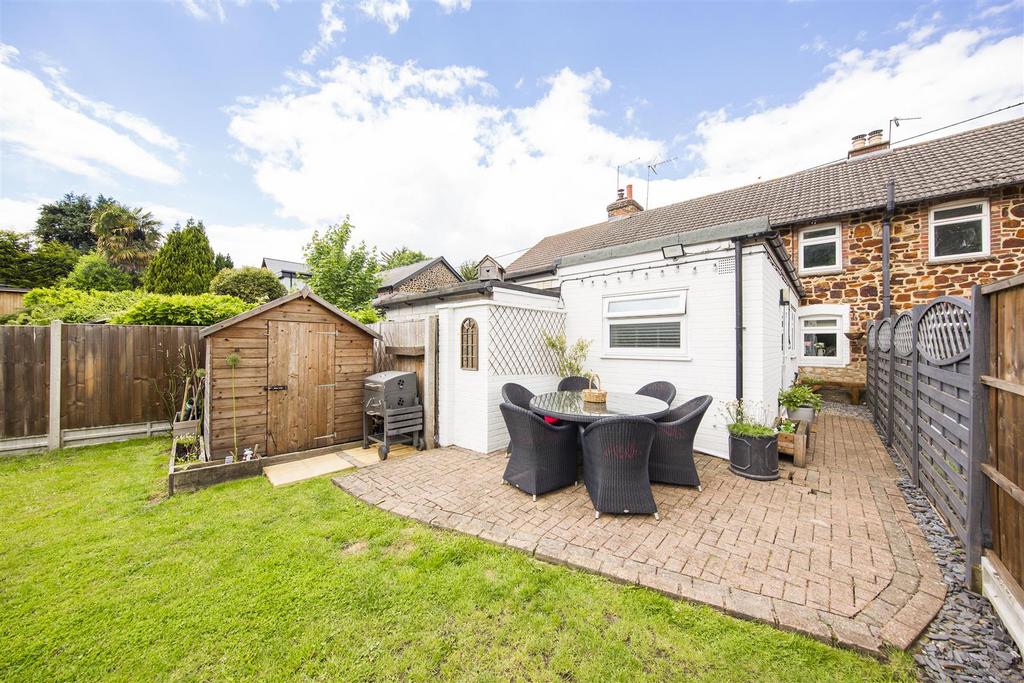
[
  {"xmin": 882, "ymin": 180, "xmax": 894, "ymax": 318},
  {"xmin": 734, "ymin": 239, "xmax": 743, "ymax": 400}
]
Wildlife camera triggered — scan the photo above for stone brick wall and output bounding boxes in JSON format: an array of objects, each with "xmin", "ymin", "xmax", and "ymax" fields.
[
  {"xmin": 778, "ymin": 183, "xmax": 1024, "ymax": 381},
  {"xmin": 394, "ymin": 262, "xmax": 460, "ymax": 294}
]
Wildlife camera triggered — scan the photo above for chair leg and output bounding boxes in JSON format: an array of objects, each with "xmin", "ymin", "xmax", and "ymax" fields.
[
  {"xmin": 532, "ymin": 494, "xmax": 537, "ymax": 502},
  {"xmin": 697, "ymin": 485, "xmax": 703, "ymax": 492},
  {"xmin": 654, "ymin": 512, "xmax": 660, "ymax": 521},
  {"xmin": 594, "ymin": 510, "xmax": 600, "ymax": 519}
]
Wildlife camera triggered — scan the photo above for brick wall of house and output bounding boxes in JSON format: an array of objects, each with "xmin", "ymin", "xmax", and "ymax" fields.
[
  {"xmin": 394, "ymin": 262, "xmax": 461, "ymax": 294},
  {"xmin": 778, "ymin": 183, "xmax": 1024, "ymax": 381}
]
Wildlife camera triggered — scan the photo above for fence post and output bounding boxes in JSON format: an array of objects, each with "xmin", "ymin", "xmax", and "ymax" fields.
[
  {"xmin": 910, "ymin": 305, "xmax": 923, "ymax": 486},
  {"xmin": 967, "ymin": 285, "xmax": 989, "ymax": 591},
  {"xmin": 886, "ymin": 315, "xmax": 896, "ymax": 447},
  {"xmin": 47, "ymin": 319, "xmax": 62, "ymax": 451},
  {"xmin": 423, "ymin": 315, "xmax": 438, "ymax": 449}
]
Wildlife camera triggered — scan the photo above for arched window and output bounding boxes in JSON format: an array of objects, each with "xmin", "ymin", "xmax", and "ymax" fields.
[{"xmin": 460, "ymin": 318, "xmax": 478, "ymax": 370}]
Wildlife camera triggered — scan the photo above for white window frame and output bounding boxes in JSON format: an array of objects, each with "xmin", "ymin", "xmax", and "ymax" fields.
[
  {"xmin": 928, "ymin": 198, "xmax": 990, "ymax": 262},
  {"xmin": 798, "ymin": 224, "xmax": 843, "ymax": 275},
  {"xmin": 797, "ymin": 304, "xmax": 849, "ymax": 367},
  {"xmin": 601, "ymin": 289, "xmax": 689, "ymax": 360}
]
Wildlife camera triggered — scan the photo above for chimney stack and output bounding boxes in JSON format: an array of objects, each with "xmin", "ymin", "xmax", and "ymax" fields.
[
  {"xmin": 848, "ymin": 129, "xmax": 890, "ymax": 159},
  {"xmin": 607, "ymin": 185, "xmax": 643, "ymax": 220}
]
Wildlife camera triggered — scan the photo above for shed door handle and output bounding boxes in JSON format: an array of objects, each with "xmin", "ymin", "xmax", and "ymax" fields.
[{"xmin": 264, "ymin": 385, "xmax": 288, "ymax": 391}]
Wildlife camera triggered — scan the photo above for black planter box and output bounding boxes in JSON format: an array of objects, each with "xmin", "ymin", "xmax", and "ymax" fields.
[{"xmin": 728, "ymin": 434, "xmax": 780, "ymax": 481}]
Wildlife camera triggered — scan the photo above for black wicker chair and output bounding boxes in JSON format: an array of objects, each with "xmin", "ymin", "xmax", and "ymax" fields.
[
  {"xmin": 581, "ymin": 416, "xmax": 658, "ymax": 519},
  {"xmin": 558, "ymin": 376, "xmax": 591, "ymax": 392},
  {"xmin": 501, "ymin": 382, "xmax": 534, "ymax": 409},
  {"xmin": 650, "ymin": 395, "xmax": 712, "ymax": 489},
  {"xmin": 636, "ymin": 381, "xmax": 677, "ymax": 405},
  {"xmin": 499, "ymin": 403, "xmax": 578, "ymax": 501}
]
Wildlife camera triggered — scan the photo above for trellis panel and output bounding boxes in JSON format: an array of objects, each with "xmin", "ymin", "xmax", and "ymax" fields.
[{"xmin": 487, "ymin": 306, "xmax": 565, "ymax": 376}]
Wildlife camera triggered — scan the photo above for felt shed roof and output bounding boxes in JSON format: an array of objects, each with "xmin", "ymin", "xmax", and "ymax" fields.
[{"xmin": 200, "ymin": 287, "xmax": 382, "ymax": 340}]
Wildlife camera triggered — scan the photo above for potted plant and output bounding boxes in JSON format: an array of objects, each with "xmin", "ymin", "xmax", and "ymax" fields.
[
  {"xmin": 542, "ymin": 331, "xmax": 592, "ymax": 379},
  {"xmin": 778, "ymin": 383, "xmax": 823, "ymax": 424},
  {"xmin": 722, "ymin": 400, "xmax": 779, "ymax": 481}
]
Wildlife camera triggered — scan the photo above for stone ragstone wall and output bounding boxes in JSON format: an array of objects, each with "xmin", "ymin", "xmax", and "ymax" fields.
[
  {"xmin": 778, "ymin": 183, "xmax": 1023, "ymax": 381},
  {"xmin": 395, "ymin": 262, "xmax": 461, "ymax": 294}
]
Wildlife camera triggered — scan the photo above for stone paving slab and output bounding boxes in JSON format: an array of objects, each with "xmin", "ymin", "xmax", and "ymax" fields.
[{"xmin": 332, "ymin": 413, "xmax": 945, "ymax": 655}]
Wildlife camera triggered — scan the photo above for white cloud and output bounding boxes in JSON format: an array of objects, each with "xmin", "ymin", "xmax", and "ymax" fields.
[
  {"xmin": 800, "ymin": 35, "xmax": 827, "ymax": 52},
  {"xmin": 225, "ymin": 27, "xmax": 1023, "ymax": 267},
  {"xmin": 359, "ymin": 0, "xmax": 410, "ymax": 33},
  {"xmin": 979, "ymin": 0, "xmax": 1023, "ymax": 19},
  {"xmin": 436, "ymin": 0, "xmax": 471, "ymax": 13},
  {"xmin": 180, "ymin": 0, "xmax": 227, "ymax": 22},
  {"xmin": 0, "ymin": 197, "xmax": 46, "ymax": 232},
  {"xmin": 0, "ymin": 45, "xmax": 182, "ymax": 184},
  {"xmin": 301, "ymin": 0, "xmax": 347, "ymax": 64}
]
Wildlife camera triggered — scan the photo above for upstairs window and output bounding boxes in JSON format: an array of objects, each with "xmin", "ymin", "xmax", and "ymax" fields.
[
  {"xmin": 798, "ymin": 225, "xmax": 842, "ymax": 274},
  {"xmin": 460, "ymin": 318, "xmax": 478, "ymax": 370},
  {"xmin": 604, "ymin": 290, "xmax": 687, "ymax": 358},
  {"xmin": 929, "ymin": 199, "xmax": 989, "ymax": 261}
]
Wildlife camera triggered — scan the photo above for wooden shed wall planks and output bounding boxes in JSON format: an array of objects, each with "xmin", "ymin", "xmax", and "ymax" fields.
[
  {"xmin": 206, "ymin": 298, "xmax": 374, "ymax": 457},
  {"xmin": 0, "ymin": 325, "xmax": 49, "ymax": 438},
  {"xmin": 0, "ymin": 290, "xmax": 27, "ymax": 316}
]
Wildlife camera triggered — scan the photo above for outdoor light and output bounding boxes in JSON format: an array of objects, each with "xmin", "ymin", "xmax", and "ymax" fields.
[
  {"xmin": 662, "ymin": 244, "xmax": 685, "ymax": 259},
  {"xmin": 779, "ymin": 289, "xmax": 791, "ymax": 306}
]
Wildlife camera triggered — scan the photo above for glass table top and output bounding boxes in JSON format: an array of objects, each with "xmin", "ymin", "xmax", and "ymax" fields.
[{"xmin": 528, "ymin": 391, "xmax": 669, "ymax": 423}]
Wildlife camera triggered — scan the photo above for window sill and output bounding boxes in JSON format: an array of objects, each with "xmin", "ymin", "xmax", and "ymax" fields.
[
  {"xmin": 600, "ymin": 353, "xmax": 692, "ymax": 362},
  {"xmin": 798, "ymin": 359, "xmax": 845, "ymax": 368},
  {"xmin": 927, "ymin": 254, "xmax": 993, "ymax": 266},
  {"xmin": 798, "ymin": 267, "xmax": 844, "ymax": 277}
]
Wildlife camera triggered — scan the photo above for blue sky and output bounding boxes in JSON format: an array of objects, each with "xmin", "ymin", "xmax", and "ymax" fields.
[{"xmin": 1, "ymin": 0, "xmax": 1022, "ymax": 267}]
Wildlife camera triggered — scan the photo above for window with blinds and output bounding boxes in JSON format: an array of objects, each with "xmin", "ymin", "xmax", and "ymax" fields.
[
  {"xmin": 460, "ymin": 318, "xmax": 478, "ymax": 370},
  {"xmin": 603, "ymin": 290, "xmax": 687, "ymax": 357}
]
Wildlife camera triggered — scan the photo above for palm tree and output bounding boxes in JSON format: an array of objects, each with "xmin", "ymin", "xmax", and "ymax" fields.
[{"xmin": 92, "ymin": 204, "xmax": 162, "ymax": 277}]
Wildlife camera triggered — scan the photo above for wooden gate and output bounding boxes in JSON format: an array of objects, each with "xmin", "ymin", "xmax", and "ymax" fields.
[{"xmin": 266, "ymin": 321, "xmax": 335, "ymax": 455}]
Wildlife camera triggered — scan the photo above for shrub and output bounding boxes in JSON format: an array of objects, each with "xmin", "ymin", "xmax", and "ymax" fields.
[
  {"xmin": 345, "ymin": 304, "xmax": 381, "ymax": 325},
  {"xmin": 143, "ymin": 218, "xmax": 216, "ymax": 294},
  {"xmin": 109, "ymin": 293, "xmax": 251, "ymax": 326},
  {"xmin": 542, "ymin": 332, "xmax": 592, "ymax": 378},
  {"xmin": 727, "ymin": 422, "xmax": 777, "ymax": 438},
  {"xmin": 778, "ymin": 384, "xmax": 823, "ymax": 412},
  {"xmin": 720, "ymin": 399, "xmax": 777, "ymax": 438},
  {"xmin": 16, "ymin": 287, "xmax": 146, "ymax": 324},
  {"xmin": 62, "ymin": 253, "xmax": 134, "ymax": 291},
  {"xmin": 209, "ymin": 266, "xmax": 286, "ymax": 303}
]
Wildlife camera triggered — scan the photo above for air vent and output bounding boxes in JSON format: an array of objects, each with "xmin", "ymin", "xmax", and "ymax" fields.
[{"xmin": 716, "ymin": 257, "xmax": 735, "ymax": 275}]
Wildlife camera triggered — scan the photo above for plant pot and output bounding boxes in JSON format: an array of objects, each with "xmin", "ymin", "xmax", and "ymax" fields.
[
  {"xmin": 728, "ymin": 434, "xmax": 779, "ymax": 481},
  {"xmin": 787, "ymin": 406, "xmax": 816, "ymax": 424}
]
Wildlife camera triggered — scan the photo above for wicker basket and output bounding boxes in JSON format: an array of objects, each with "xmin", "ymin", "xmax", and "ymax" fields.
[{"xmin": 581, "ymin": 374, "xmax": 607, "ymax": 403}]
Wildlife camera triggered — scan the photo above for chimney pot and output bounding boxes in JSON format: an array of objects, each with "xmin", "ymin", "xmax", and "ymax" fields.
[
  {"xmin": 616, "ymin": 188, "xmax": 625, "ymax": 200},
  {"xmin": 626, "ymin": 184, "xmax": 633, "ymax": 199},
  {"xmin": 850, "ymin": 134, "xmax": 867, "ymax": 150},
  {"xmin": 867, "ymin": 129, "xmax": 884, "ymax": 145}
]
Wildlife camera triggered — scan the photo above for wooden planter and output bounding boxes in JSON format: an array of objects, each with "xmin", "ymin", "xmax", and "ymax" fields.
[
  {"xmin": 168, "ymin": 434, "xmax": 262, "ymax": 496},
  {"xmin": 775, "ymin": 418, "xmax": 808, "ymax": 468},
  {"xmin": 172, "ymin": 419, "xmax": 199, "ymax": 437}
]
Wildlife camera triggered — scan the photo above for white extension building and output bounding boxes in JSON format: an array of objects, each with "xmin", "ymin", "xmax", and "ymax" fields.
[{"xmin": 377, "ymin": 211, "xmax": 804, "ymax": 459}]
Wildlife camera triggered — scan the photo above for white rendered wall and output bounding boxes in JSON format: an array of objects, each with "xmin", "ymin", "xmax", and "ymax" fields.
[{"xmin": 437, "ymin": 301, "xmax": 492, "ymax": 453}]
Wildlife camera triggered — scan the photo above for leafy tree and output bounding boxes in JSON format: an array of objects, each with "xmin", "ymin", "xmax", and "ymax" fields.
[
  {"xmin": 62, "ymin": 252, "xmax": 133, "ymax": 291},
  {"xmin": 0, "ymin": 231, "xmax": 79, "ymax": 288},
  {"xmin": 304, "ymin": 219, "xmax": 381, "ymax": 311},
  {"xmin": 92, "ymin": 203, "xmax": 162, "ymax": 278},
  {"xmin": 458, "ymin": 259, "xmax": 479, "ymax": 281},
  {"xmin": 380, "ymin": 246, "xmax": 429, "ymax": 271},
  {"xmin": 209, "ymin": 266, "xmax": 286, "ymax": 303},
  {"xmin": 345, "ymin": 304, "xmax": 381, "ymax": 324},
  {"xmin": 143, "ymin": 218, "xmax": 216, "ymax": 294},
  {"xmin": 34, "ymin": 193, "xmax": 114, "ymax": 252},
  {"xmin": 213, "ymin": 252, "xmax": 234, "ymax": 271}
]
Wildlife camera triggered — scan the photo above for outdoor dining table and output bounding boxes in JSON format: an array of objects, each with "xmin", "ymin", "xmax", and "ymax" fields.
[{"xmin": 528, "ymin": 390, "xmax": 670, "ymax": 424}]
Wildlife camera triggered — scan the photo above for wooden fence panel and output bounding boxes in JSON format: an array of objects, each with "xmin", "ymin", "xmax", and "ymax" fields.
[
  {"xmin": 874, "ymin": 318, "xmax": 893, "ymax": 441},
  {"xmin": 61, "ymin": 325, "xmax": 202, "ymax": 431},
  {"xmin": 891, "ymin": 312, "xmax": 915, "ymax": 472},
  {"xmin": 0, "ymin": 326, "xmax": 49, "ymax": 438}
]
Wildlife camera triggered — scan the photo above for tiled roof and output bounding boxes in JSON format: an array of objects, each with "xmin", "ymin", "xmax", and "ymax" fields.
[
  {"xmin": 508, "ymin": 117, "xmax": 1024, "ymax": 274},
  {"xmin": 261, "ymin": 257, "xmax": 310, "ymax": 276}
]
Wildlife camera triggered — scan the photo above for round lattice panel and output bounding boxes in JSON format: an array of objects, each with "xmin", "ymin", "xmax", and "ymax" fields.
[
  {"xmin": 916, "ymin": 298, "xmax": 971, "ymax": 365},
  {"xmin": 893, "ymin": 314, "xmax": 913, "ymax": 356},
  {"xmin": 877, "ymin": 319, "xmax": 892, "ymax": 352},
  {"xmin": 867, "ymin": 322, "xmax": 876, "ymax": 350}
]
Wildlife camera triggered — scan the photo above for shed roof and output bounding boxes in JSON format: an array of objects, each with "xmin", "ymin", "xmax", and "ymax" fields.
[
  {"xmin": 508, "ymin": 116, "xmax": 1024, "ymax": 275},
  {"xmin": 200, "ymin": 287, "xmax": 382, "ymax": 339},
  {"xmin": 378, "ymin": 256, "xmax": 463, "ymax": 291}
]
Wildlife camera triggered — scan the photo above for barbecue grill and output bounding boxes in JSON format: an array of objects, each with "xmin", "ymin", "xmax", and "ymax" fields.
[{"xmin": 362, "ymin": 371, "xmax": 424, "ymax": 459}]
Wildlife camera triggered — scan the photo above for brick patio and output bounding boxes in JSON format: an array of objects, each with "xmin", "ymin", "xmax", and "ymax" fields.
[{"xmin": 333, "ymin": 412, "xmax": 945, "ymax": 654}]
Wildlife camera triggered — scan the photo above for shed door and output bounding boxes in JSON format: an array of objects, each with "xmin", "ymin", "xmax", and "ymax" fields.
[{"xmin": 267, "ymin": 321, "xmax": 335, "ymax": 455}]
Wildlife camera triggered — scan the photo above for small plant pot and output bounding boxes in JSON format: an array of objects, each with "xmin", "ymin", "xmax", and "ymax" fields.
[
  {"xmin": 728, "ymin": 434, "xmax": 779, "ymax": 481},
  {"xmin": 787, "ymin": 406, "xmax": 816, "ymax": 424}
]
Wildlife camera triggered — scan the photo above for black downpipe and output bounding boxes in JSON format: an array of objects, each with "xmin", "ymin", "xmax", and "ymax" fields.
[
  {"xmin": 734, "ymin": 239, "xmax": 743, "ymax": 400},
  {"xmin": 882, "ymin": 180, "xmax": 894, "ymax": 318}
]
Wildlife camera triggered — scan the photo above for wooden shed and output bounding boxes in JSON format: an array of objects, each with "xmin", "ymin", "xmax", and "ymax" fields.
[{"xmin": 199, "ymin": 288, "xmax": 381, "ymax": 458}]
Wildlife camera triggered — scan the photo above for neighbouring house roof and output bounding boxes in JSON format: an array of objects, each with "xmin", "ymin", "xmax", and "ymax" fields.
[
  {"xmin": 0, "ymin": 285, "xmax": 30, "ymax": 293},
  {"xmin": 377, "ymin": 256, "xmax": 463, "ymax": 292},
  {"xmin": 200, "ymin": 287, "xmax": 381, "ymax": 340},
  {"xmin": 375, "ymin": 280, "xmax": 558, "ymax": 309},
  {"xmin": 261, "ymin": 257, "xmax": 311, "ymax": 278},
  {"xmin": 507, "ymin": 116, "xmax": 1024, "ymax": 275}
]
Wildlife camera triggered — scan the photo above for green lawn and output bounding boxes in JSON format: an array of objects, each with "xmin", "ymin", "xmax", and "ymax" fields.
[{"xmin": 0, "ymin": 438, "xmax": 914, "ymax": 682}]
